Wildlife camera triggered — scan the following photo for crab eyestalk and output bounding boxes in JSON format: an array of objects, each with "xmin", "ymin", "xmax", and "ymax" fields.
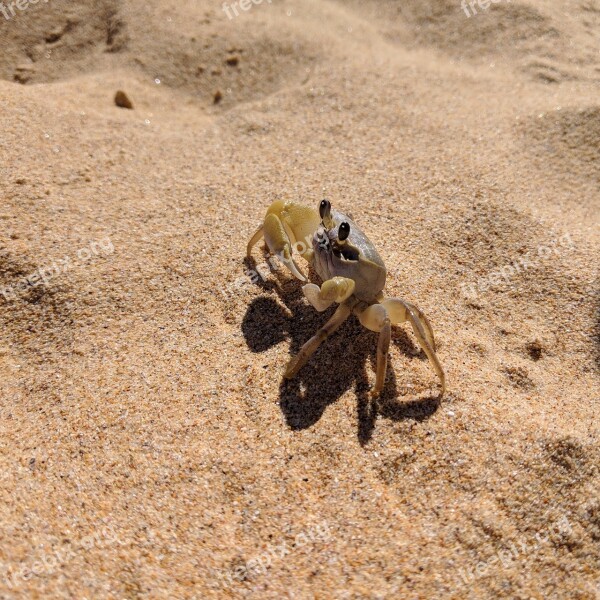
[
  {"xmin": 246, "ymin": 199, "xmax": 321, "ymax": 281},
  {"xmin": 319, "ymin": 198, "xmax": 334, "ymax": 229}
]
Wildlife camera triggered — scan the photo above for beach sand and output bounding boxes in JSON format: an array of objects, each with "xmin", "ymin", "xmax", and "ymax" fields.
[{"xmin": 0, "ymin": 0, "xmax": 598, "ymax": 597}]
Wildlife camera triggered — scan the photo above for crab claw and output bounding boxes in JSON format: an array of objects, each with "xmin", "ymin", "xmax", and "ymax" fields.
[
  {"xmin": 246, "ymin": 200, "xmax": 320, "ymax": 282},
  {"xmin": 302, "ymin": 277, "xmax": 355, "ymax": 312}
]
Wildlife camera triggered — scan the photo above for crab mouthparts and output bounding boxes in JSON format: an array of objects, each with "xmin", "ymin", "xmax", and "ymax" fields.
[{"xmin": 316, "ymin": 229, "xmax": 330, "ymax": 250}]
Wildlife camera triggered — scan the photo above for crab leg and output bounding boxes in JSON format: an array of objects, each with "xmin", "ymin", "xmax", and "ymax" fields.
[
  {"xmin": 375, "ymin": 317, "xmax": 392, "ymax": 397},
  {"xmin": 284, "ymin": 302, "xmax": 352, "ymax": 379},
  {"xmin": 381, "ymin": 298, "xmax": 445, "ymax": 396},
  {"xmin": 355, "ymin": 303, "xmax": 392, "ymax": 397},
  {"xmin": 246, "ymin": 225, "xmax": 265, "ymax": 258},
  {"xmin": 382, "ymin": 299, "xmax": 436, "ymax": 350}
]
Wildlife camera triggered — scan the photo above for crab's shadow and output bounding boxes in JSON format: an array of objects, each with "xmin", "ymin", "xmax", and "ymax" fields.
[{"xmin": 241, "ymin": 258, "xmax": 440, "ymax": 444}]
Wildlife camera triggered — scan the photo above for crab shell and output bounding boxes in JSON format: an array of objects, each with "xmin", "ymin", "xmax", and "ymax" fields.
[{"xmin": 311, "ymin": 210, "xmax": 387, "ymax": 302}]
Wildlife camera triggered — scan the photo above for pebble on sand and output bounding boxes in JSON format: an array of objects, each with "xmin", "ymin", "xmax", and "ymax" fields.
[{"xmin": 114, "ymin": 90, "xmax": 134, "ymax": 109}]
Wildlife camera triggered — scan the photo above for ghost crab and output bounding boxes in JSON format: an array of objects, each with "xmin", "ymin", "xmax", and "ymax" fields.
[{"xmin": 246, "ymin": 199, "xmax": 445, "ymax": 398}]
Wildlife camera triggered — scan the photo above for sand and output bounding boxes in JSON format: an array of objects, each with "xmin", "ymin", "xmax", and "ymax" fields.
[{"xmin": 0, "ymin": 0, "xmax": 598, "ymax": 598}]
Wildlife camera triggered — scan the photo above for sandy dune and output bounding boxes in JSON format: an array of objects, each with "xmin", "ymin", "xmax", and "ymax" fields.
[{"xmin": 0, "ymin": 0, "xmax": 598, "ymax": 598}]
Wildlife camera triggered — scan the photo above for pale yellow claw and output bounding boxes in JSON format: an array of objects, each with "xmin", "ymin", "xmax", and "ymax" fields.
[
  {"xmin": 303, "ymin": 277, "xmax": 355, "ymax": 312},
  {"xmin": 246, "ymin": 200, "xmax": 320, "ymax": 281},
  {"xmin": 321, "ymin": 277, "xmax": 355, "ymax": 303},
  {"xmin": 302, "ymin": 284, "xmax": 331, "ymax": 312},
  {"xmin": 263, "ymin": 213, "xmax": 306, "ymax": 281}
]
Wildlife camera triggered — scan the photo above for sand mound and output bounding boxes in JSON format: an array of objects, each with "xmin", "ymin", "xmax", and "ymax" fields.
[
  {"xmin": 338, "ymin": 0, "xmax": 600, "ymax": 84},
  {"xmin": 1, "ymin": 0, "xmax": 316, "ymax": 108},
  {"xmin": 339, "ymin": 0, "xmax": 554, "ymax": 52},
  {"xmin": 524, "ymin": 105, "xmax": 600, "ymax": 183},
  {"xmin": 0, "ymin": 0, "xmax": 125, "ymax": 83}
]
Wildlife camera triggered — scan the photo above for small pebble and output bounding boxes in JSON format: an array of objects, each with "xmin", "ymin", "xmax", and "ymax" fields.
[{"xmin": 114, "ymin": 90, "xmax": 134, "ymax": 109}]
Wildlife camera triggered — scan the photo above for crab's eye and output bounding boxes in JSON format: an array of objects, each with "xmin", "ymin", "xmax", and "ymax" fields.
[
  {"xmin": 338, "ymin": 222, "xmax": 350, "ymax": 241},
  {"xmin": 319, "ymin": 199, "xmax": 331, "ymax": 220}
]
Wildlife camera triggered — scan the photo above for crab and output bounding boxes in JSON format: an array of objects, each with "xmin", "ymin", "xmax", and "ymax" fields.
[{"xmin": 246, "ymin": 199, "xmax": 445, "ymax": 398}]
